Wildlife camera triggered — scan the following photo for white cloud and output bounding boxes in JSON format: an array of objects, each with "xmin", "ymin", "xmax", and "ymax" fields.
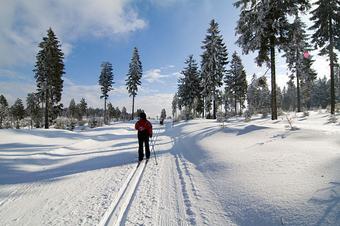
[
  {"xmin": 0, "ymin": 0, "xmax": 146, "ymax": 67},
  {"xmin": 144, "ymin": 68, "xmax": 169, "ymax": 83}
]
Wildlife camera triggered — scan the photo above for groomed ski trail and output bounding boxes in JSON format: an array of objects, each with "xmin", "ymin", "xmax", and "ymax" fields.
[
  {"xmin": 99, "ymin": 160, "xmax": 148, "ymax": 226},
  {"xmin": 99, "ymin": 127, "xmax": 162, "ymax": 226},
  {"xmin": 122, "ymin": 123, "xmax": 234, "ymax": 225}
]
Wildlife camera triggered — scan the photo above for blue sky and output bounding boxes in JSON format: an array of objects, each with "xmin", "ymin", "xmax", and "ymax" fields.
[{"xmin": 0, "ymin": 0, "xmax": 330, "ymax": 117}]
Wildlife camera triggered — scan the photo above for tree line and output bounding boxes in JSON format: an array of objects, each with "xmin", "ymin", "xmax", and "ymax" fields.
[
  {"xmin": 0, "ymin": 28, "xmax": 146, "ymax": 129},
  {"xmin": 173, "ymin": 0, "xmax": 340, "ymax": 120}
]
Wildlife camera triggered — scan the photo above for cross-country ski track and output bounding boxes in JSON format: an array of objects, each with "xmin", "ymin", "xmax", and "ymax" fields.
[{"xmin": 1, "ymin": 112, "xmax": 340, "ymax": 225}]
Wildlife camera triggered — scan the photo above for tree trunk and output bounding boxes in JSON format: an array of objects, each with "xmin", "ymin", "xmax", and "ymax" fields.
[
  {"xmin": 44, "ymin": 91, "xmax": 49, "ymax": 129},
  {"xmin": 270, "ymin": 37, "xmax": 278, "ymax": 120},
  {"xmin": 104, "ymin": 98, "xmax": 107, "ymax": 124},
  {"xmin": 234, "ymin": 95, "xmax": 237, "ymax": 115},
  {"xmin": 131, "ymin": 95, "xmax": 135, "ymax": 120},
  {"xmin": 213, "ymin": 92, "xmax": 216, "ymax": 119},
  {"xmin": 296, "ymin": 49, "xmax": 301, "ymax": 112},
  {"xmin": 296, "ymin": 69, "xmax": 301, "ymax": 112},
  {"xmin": 329, "ymin": 16, "xmax": 335, "ymax": 115}
]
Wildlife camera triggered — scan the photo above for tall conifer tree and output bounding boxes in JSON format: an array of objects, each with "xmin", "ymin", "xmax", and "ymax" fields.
[
  {"xmin": 310, "ymin": 0, "xmax": 340, "ymax": 114},
  {"xmin": 34, "ymin": 28, "xmax": 64, "ymax": 128},
  {"xmin": 225, "ymin": 51, "xmax": 247, "ymax": 115},
  {"xmin": 234, "ymin": 0, "xmax": 310, "ymax": 119},
  {"xmin": 201, "ymin": 19, "xmax": 228, "ymax": 119},
  {"xmin": 284, "ymin": 15, "xmax": 310, "ymax": 112},
  {"xmin": 126, "ymin": 47, "xmax": 142, "ymax": 120},
  {"xmin": 178, "ymin": 55, "xmax": 201, "ymax": 116},
  {"xmin": 99, "ymin": 62, "xmax": 114, "ymax": 124}
]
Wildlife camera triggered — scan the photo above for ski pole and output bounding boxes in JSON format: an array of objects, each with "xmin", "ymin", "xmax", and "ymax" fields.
[{"xmin": 151, "ymin": 128, "xmax": 158, "ymax": 165}]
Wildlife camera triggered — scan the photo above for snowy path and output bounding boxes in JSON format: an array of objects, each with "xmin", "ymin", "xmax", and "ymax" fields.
[{"xmin": 1, "ymin": 112, "xmax": 340, "ymax": 225}]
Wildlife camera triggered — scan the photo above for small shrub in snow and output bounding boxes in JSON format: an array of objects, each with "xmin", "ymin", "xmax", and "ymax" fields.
[
  {"xmin": 335, "ymin": 103, "xmax": 340, "ymax": 113},
  {"xmin": 216, "ymin": 111, "xmax": 225, "ymax": 122},
  {"xmin": 88, "ymin": 118, "xmax": 97, "ymax": 128},
  {"xmin": 243, "ymin": 110, "xmax": 252, "ymax": 122},
  {"xmin": 285, "ymin": 114, "xmax": 298, "ymax": 130},
  {"xmin": 78, "ymin": 120, "xmax": 86, "ymax": 126},
  {"xmin": 54, "ymin": 117, "xmax": 69, "ymax": 130},
  {"xmin": 277, "ymin": 108, "xmax": 284, "ymax": 116},
  {"xmin": 303, "ymin": 111, "xmax": 309, "ymax": 117},
  {"xmin": 328, "ymin": 115, "xmax": 338, "ymax": 123},
  {"xmin": 262, "ymin": 112, "xmax": 268, "ymax": 118}
]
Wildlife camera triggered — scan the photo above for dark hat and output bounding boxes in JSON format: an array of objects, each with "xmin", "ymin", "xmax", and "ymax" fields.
[{"xmin": 140, "ymin": 112, "xmax": 146, "ymax": 119}]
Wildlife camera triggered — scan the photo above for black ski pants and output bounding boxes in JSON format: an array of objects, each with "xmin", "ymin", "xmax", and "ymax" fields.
[{"xmin": 138, "ymin": 131, "xmax": 150, "ymax": 161}]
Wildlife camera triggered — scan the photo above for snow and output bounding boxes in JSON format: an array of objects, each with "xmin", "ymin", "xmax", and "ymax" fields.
[{"xmin": 1, "ymin": 112, "xmax": 340, "ymax": 225}]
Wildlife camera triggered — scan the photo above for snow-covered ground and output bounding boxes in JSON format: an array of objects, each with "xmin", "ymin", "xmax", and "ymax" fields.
[{"xmin": 1, "ymin": 111, "xmax": 340, "ymax": 225}]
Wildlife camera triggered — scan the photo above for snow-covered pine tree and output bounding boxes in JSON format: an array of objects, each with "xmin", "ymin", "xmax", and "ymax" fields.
[
  {"xmin": 178, "ymin": 55, "xmax": 201, "ymax": 118},
  {"xmin": 311, "ymin": 76, "xmax": 330, "ymax": 109},
  {"xmin": 99, "ymin": 62, "xmax": 114, "ymax": 124},
  {"xmin": 234, "ymin": 0, "xmax": 310, "ymax": 120},
  {"xmin": 26, "ymin": 93, "xmax": 42, "ymax": 128},
  {"xmin": 126, "ymin": 47, "xmax": 142, "ymax": 120},
  {"xmin": 0, "ymin": 94, "xmax": 9, "ymax": 129},
  {"xmin": 283, "ymin": 15, "xmax": 310, "ymax": 112},
  {"xmin": 11, "ymin": 98, "xmax": 25, "ymax": 129},
  {"xmin": 68, "ymin": 99, "xmax": 76, "ymax": 119},
  {"xmin": 282, "ymin": 77, "xmax": 297, "ymax": 111},
  {"xmin": 310, "ymin": 0, "xmax": 340, "ymax": 114},
  {"xmin": 225, "ymin": 51, "xmax": 247, "ymax": 115},
  {"xmin": 335, "ymin": 64, "xmax": 340, "ymax": 102},
  {"xmin": 172, "ymin": 93, "xmax": 178, "ymax": 119},
  {"xmin": 161, "ymin": 109, "xmax": 166, "ymax": 120},
  {"xmin": 79, "ymin": 98, "xmax": 87, "ymax": 120},
  {"xmin": 300, "ymin": 56, "xmax": 317, "ymax": 109},
  {"xmin": 107, "ymin": 103, "xmax": 114, "ymax": 123},
  {"xmin": 34, "ymin": 28, "xmax": 65, "ymax": 129},
  {"xmin": 201, "ymin": 19, "xmax": 228, "ymax": 119},
  {"xmin": 115, "ymin": 107, "xmax": 121, "ymax": 121},
  {"xmin": 257, "ymin": 76, "xmax": 271, "ymax": 116},
  {"xmin": 247, "ymin": 74, "xmax": 259, "ymax": 115},
  {"xmin": 276, "ymin": 86, "xmax": 283, "ymax": 112},
  {"xmin": 121, "ymin": 106, "xmax": 127, "ymax": 121}
]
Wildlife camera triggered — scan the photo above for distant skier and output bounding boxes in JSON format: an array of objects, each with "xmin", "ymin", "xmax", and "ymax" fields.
[{"xmin": 135, "ymin": 112, "xmax": 153, "ymax": 162}]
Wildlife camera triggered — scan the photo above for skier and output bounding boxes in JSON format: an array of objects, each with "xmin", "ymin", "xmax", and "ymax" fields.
[{"xmin": 135, "ymin": 112, "xmax": 153, "ymax": 162}]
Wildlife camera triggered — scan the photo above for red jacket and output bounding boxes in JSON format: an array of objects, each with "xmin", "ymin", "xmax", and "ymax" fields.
[{"xmin": 135, "ymin": 119, "xmax": 153, "ymax": 137}]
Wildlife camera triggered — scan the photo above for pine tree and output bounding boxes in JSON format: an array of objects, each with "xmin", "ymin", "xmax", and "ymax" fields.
[
  {"xmin": 311, "ymin": 76, "xmax": 330, "ymax": 109},
  {"xmin": 246, "ymin": 74, "xmax": 271, "ymax": 115},
  {"xmin": 34, "ymin": 28, "xmax": 65, "ymax": 129},
  {"xmin": 300, "ymin": 57, "xmax": 317, "ymax": 109},
  {"xmin": 257, "ymin": 76, "xmax": 271, "ymax": 116},
  {"xmin": 201, "ymin": 19, "xmax": 228, "ymax": 119},
  {"xmin": 310, "ymin": 0, "xmax": 340, "ymax": 114},
  {"xmin": 283, "ymin": 15, "xmax": 310, "ymax": 112},
  {"xmin": 99, "ymin": 62, "xmax": 114, "ymax": 124},
  {"xmin": 79, "ymin": 98, "xmax": 87, "ymax": 120},
  {"xmin": 126, "ymin": 47, "xmax": 142, "ymax": 120},
  {"xmin": 234, "ymin": 0, "xmax": 310, "ymax": 120},
  {"xmin": 178, "ymin": 55, "xmax": 201, "ymax": 117},
  {"xmin": 225, "ymin": 51, "xmax": 247, "ymax": 115},
  {"xmin": 11, "ymin": 98, "xmax": 25, "ymax": 129},
  {"xmin": 107, "ymin": 102, "xmax": 114, "ymax": 123},
  {"xmin": 121, "ymin": 106, "xmax": 127, "ymax": 121},
  {"xmin": 172, "ymin": 93, "xmax": 178, "ymax": 119},
  {"xmin": 161, "ymin": 109, "xmax": 166, "ymax": 120},
  {"xmin": 115, "ymin": 107, "xmax": 121, "ymax": 121},
  {"xmin": 247, "ymin": 74, "xmax": 258, "ymax": 114},
  {"xmin": 0, "ymin": 95, "xmax": 9, "ymax": 129},
  {"xmin": 282, "ymin": 77, "xmax": 297, "ymax": 111},
  {"xmin": 26, "ymin": 93, "xmax": 42, "ymax": 128},
  {"xmin": 68, "ymin": 99, "xmax": 76, "ymax": 118}
]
